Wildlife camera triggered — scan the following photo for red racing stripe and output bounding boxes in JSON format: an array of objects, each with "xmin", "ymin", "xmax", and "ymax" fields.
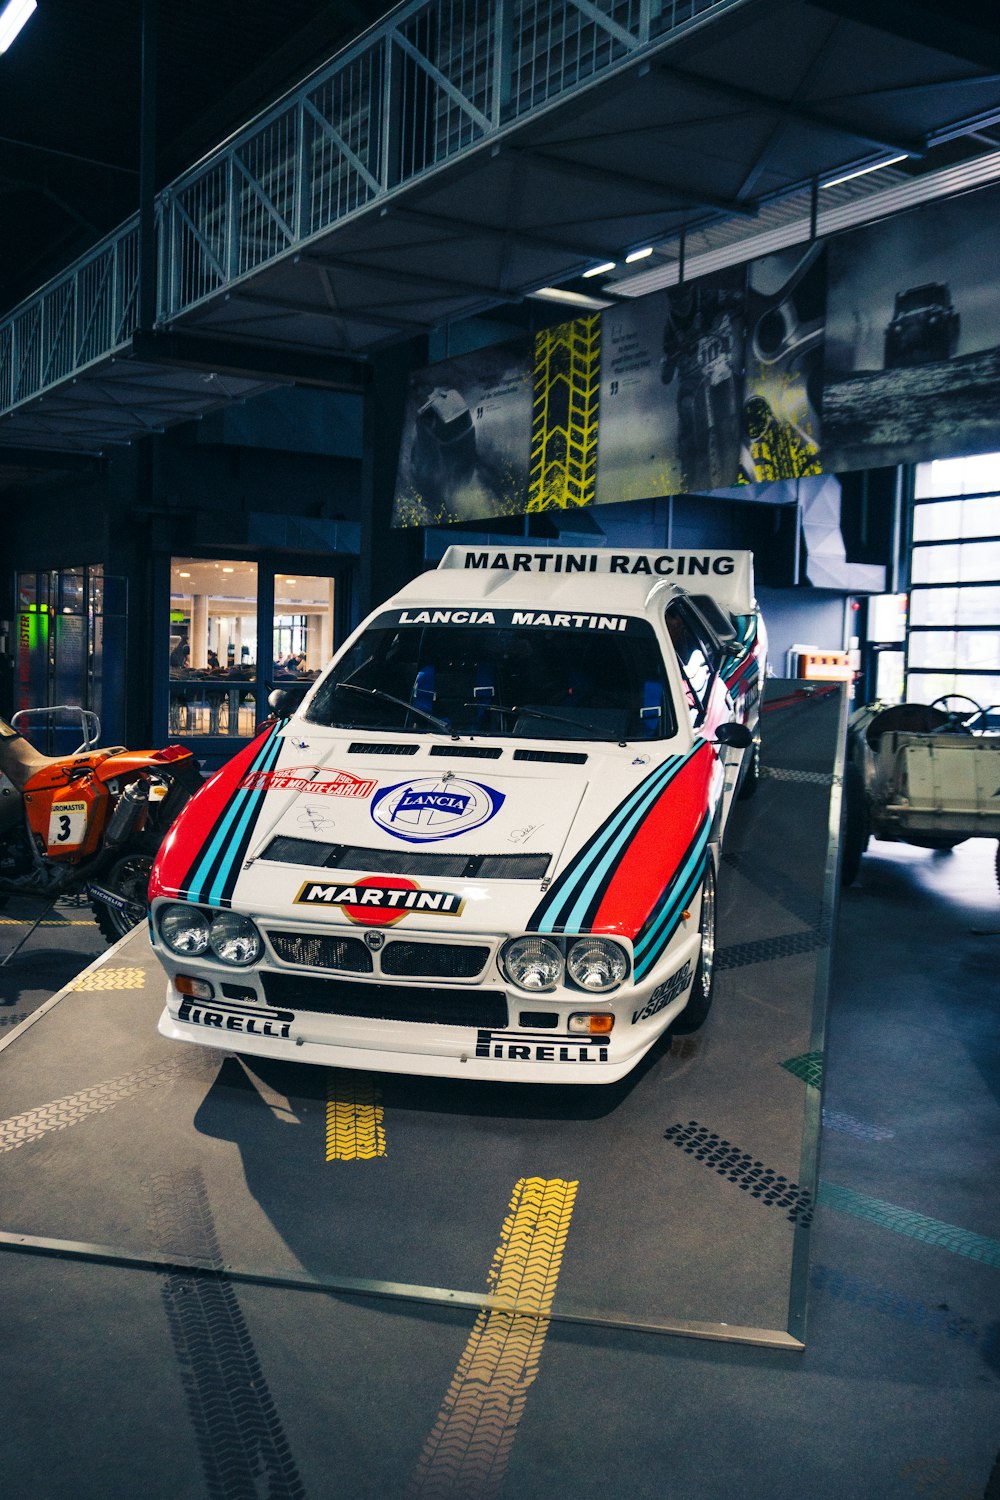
[{"xmin": 591, "ymin": 743, "xmax": 717, "ymax": 939}]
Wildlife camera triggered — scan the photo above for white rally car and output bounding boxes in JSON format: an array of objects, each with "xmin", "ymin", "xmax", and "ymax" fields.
[{"xmin": 149, "ymin": 547, "xmax": 766, "ymax": 1084}]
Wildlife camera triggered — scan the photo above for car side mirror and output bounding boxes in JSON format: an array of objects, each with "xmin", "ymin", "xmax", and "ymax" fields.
[
  {"xmin": 714, "ymin": 721, "xmax": 752, "ymax": 749},
  {"xmin": 268, "ymin": 684, "xmax": 308, "ymax": 716}
]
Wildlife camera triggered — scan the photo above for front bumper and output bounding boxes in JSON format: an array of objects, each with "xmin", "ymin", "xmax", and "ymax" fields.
[{"xmin": 154, "ymin": 925, "xmax": 702, "ymax": 1085}]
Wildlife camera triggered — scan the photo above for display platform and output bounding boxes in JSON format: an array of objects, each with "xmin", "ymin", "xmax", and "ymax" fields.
[{"xmin": 0, "ymin": 682, "xmax": 845, "ymax": 1349}]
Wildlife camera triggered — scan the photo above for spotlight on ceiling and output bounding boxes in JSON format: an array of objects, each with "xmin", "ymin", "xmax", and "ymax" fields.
[
  {"xmin": 582, "ymin": 262, "xmax": 616, "ymax": 278},
  {"xmin": 0, "ymin": 0, "xmax": 37, "ymax": 55},
  {"xmin": 528, "ymin": 287, "xmax": 616, "ymax": 311},
  {"xmin": 625, "ymin": 246, "xmax": 654, "ymax": 263},
  {"xmin": 821, "ymin": 155, "xmax": 909, "ymax": 190}
]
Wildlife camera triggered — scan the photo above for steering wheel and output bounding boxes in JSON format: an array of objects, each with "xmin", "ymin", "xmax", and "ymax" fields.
[{"xmin": 928, "ymin": 693, "xmax": 986, "ymax": 732}]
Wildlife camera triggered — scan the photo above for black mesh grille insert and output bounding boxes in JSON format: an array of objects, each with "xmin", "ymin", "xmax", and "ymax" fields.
[
  {"xmin": 262, "ymin": 837, "xmax": 336, "ymax": 867},
  {"xmin": 260, "ymin": 972, "xmax": 507, "ymax": 1028},
  {"xmin": 259, "ymin": 841, "xmax": 549, "ymax": 880},
  {"xmin": 381, "ymin": 942, "xmax": 490, "ymax": 978},
  {"xmin": 475, "ymin": 855, "xmax": 549, "ymax": 879},
  {"xmin": 513, "ymin": 748, "xmax": 587, "ymax": 764},
  {"xmin": 267, "ymin": 931, "xmax": 373, "ymax": 973}
]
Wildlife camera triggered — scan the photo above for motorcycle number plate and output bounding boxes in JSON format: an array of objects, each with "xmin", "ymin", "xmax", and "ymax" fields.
[{"xmin": 48, "ymin": 800, "xmax": 88, "ymax": 850}]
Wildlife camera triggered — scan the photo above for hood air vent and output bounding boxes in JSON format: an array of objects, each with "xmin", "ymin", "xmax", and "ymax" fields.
[
  {"xmin": 260, "ymin": 837, "xmax": 549, "ymax": 881},
  {"xmin": 429, "ymin": 744, "xmax": 502, "ymax": 759},
  {"xmin": 513, "ymin": 748, "xmax": 587, "ymax": 765},
  {"xmin": 347, "ymin": 741, "xmax": 419, "ymax": 755}
]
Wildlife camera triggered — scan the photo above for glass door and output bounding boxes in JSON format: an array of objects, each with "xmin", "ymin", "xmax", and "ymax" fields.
[
  {"xmin": 14, "ymin": 566, "xmax": 126, "ymax": 753},
  {"xmin": 165, "ymin": 557, "xmax": 344, "ymax": 764}
]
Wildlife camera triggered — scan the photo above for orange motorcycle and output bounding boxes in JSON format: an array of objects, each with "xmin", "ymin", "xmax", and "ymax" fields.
[{"xmin": 0, "ymin": 715, "xmax": 202, "ymax": 946}]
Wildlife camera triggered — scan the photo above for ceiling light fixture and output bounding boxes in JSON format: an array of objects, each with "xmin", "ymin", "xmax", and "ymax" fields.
[
  {"xmin": 583, "ymin": 262, "xmax": 616, "ymax": 278},
  {"xmin": 528, "ymin": 287, "xmax": 615, "ymax": 311},
  {"xmin": 0, "ymin": 0, "xmax": 37, "ymax": 54},
  {"xmin": 821, "ymin": 154, "xmax": 909, "ymax": 189},
  {"xmin": 625, "ymin": 246, "xmax": 653, "ymax": 263}
]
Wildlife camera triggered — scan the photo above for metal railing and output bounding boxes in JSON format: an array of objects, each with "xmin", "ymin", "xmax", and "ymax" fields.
[{"xmin": 1, "ymin": 0, "xmax": 743, "ymax": 421}]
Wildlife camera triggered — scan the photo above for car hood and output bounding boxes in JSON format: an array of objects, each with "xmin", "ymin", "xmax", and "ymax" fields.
[{"xmin": 150, "ymin": 720, "xmax": 718, "ymax": 942}]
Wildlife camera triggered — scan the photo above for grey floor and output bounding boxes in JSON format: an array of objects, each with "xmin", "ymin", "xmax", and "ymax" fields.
[{"xmin": 0, "ymin": 797, "xmax": 997, "ymax": 1495}]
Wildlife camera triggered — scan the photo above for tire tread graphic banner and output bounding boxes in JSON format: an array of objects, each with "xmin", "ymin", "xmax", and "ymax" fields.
[
  {"xmin": 528, "ymin": 317, "xmax": 600, "ymax": 511},
  {"xmin": 147, "ymin": 1168, "xmax": 307, "ymax": 1500},
  {"xmin": 405, "ymin": 1175, "xmax": 578, "ymax": 1498}
]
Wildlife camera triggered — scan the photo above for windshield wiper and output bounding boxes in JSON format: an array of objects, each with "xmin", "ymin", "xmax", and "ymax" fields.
[
  {"xmin": 334, "ymin": 681, "xmax": 451, "ymax": 732},
  {"xmin": 465, "ymin": 702, "xmax": 607, "ymax": 737}
]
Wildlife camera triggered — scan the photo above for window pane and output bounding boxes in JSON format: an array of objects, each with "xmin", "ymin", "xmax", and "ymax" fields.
[
  {"xmin": 272, "ymin": 574, "xmax": 335, "ymax": 680},
  {"xmin": 909, "ymin": 585, "xmax": 1000, "ymax": 627},
  {"xmin": 912, "ymin": 496, "xmax": 1000, "ymax": 541},
  {"xmin": 169, "ymin": 558, "xmax": 259, "ymax": 737},
  {"xmin": 874, "ymin": 650, "xmax": 904, "ymax": 702},
  {"xmin": 910, "ymin": 541, "xmax": 1000, "ymax": 584},
  {"xmin": 906, "ymin": 670, "xmax": 1000, "ymax": 707},
  {"xmin": 915, "ymin": 452, "xmax": 1000, "ymax": 498},
  {"xmin": 908, "ymin": 630, "xmax": 1000, "ymax": 671},
  {"xmin": 868, "ymin": 593, "xmax": 907, "ymax": 642}
]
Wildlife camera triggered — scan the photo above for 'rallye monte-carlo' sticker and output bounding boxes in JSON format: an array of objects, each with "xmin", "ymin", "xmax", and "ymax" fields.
[
  {"xmin": 371, "ymin": 776, "xmax": 504, "ymax": 843},
  {"xmin": 294, "ymin": 875, "xmax": 464, "ymax": 924},
  {"xmin": 240, "ymin": 766, "xmax": 377, "ymax": 798}
]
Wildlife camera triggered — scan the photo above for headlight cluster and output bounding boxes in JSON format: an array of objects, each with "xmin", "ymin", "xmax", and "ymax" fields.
[
  {"xmin": 158, "ymin": 904, "xmax": 262, "ymax": 967},
  {"xmin": 500, "ymin": 934, "xmax": 629, "ymax": 994}
]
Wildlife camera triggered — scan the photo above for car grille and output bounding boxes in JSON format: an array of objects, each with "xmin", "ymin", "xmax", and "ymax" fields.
[
  {"xmin": 260, "ymin": 972, "xmax": 507, "ymax": 1028},
  {"xmin": 267, "ymin": 931, "xmax": 373, "ymax": 973},
  {"xmin": 380, "ymin": 941, "xmax": 490, "ymax": 979}
]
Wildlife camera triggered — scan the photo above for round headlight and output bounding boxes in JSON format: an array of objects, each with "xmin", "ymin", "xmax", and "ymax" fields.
[
  {"xmin": 501, "ymin": 936, "xmax": 563, "ymax": 992},
  {"xmin": 209, "ymin": 912, "xmax": 262, "ymax": 966},
  {"xmin": 566, "ymin": 937, "xmax": 629, "ymax": 993},
  {"xmin": 160, "ymin": 904, "xmax": 210, "ymax": 956}
]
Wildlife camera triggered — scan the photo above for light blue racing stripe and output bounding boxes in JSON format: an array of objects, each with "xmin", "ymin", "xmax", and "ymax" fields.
[
  {"xmin": 633, "ymin": 863, "xmax": 705, "ymax": 981},
  {"xmin": 185, "ymin": 729, "xmax": 283, "ymax": 903},
  {"xmin": 203, "ymin": 732, "xmax": 286, "ymax": 907},
  {"xmin": 537, "ymin": 754, "xmax": 684, "ymax": 934}
]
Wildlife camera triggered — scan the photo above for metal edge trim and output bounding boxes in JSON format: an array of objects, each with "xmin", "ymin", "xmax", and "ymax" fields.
[
  {"xmin": 786, "ymin": 681, "xmax": 849, "ymax": 1345},
  {"xmin": 0, "ymin": 1228, "xmax": 803, "ymax": 1350},
  {"xmin": 0, "ymin": 924, "xmax": 140, "ymax": 1056}
]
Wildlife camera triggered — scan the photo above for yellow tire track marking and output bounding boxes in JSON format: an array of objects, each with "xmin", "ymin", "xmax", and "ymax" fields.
[
  {"xmin": 0, "ymin": 919, "xmax": 95, "ymax": 926},
  {"xmin": 325, "ymin": 1072, "xmax": 386, "ymax": 1160},
  {"xmin": 528, "ymin": 316, "xmax": 600, "ymax": 511},
  {"xmin": 70, "ymin": 966, "xmax": 148, "ymax": 991},
  {"xmin": 405, "ymin": 1176, "xmax": 578, "ymax": 1499}
]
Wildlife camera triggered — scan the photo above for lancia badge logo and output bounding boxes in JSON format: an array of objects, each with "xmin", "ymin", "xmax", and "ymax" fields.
[{"xmin": 364, "ymin": 930, "xmax": 386, "ymax": 951}]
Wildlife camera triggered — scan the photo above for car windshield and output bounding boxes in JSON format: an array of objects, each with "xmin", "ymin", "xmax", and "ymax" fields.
[
  {"xmin": 305, "ymin": 617, "xmax": 677, "ymax": 741},
  {"xmin": 897, "ymin": 286, "xmax": 946, "ymax": 313}
]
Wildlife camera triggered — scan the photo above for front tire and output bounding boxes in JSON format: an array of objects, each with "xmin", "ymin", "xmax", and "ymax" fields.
[
  {"xmin": 90, "ymin": 849, "xmax": 154, "ymax": 943},
  {"xmin": 671, "ymin": 859, "xmax": 717, "ymax": 1034},
  {"xmin": 840, "ymin": 761, "xmax": 870, "ymax": 887}
]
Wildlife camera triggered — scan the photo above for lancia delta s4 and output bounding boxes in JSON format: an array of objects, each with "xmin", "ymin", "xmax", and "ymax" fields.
[{"xmin": 149, "ymin": 547, "xmax": 766, "ymax": 1084}]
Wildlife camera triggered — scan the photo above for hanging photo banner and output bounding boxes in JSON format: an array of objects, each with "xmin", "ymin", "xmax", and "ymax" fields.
[
  {"xmin": 657, "ymin": 267, "xmax": 746, "ymax": 493},
  {"xmin": 392, "ymin": 178, "xmax": 1000, "ymax": 526},
  {"xmin": 391, "ymin": 337, "xmax": 533, "ymax": 527},
  {"xmin": 740, "ymin": 243, "xmax": 826, "ymax": 482},
  {"xmin": 593, "ymin": 291, "xmax": 680, "ymax": 505},
  {"xmin": 822, "ymin": 182, "xmax": 1000, "ymax": 471}
]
